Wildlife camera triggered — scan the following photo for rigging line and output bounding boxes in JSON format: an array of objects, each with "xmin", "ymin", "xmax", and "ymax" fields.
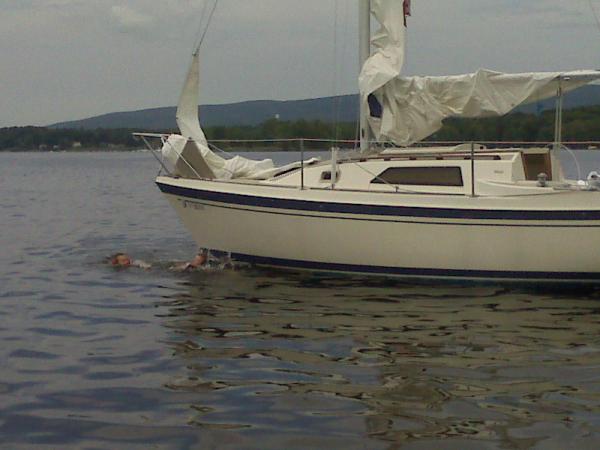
[
  {"xmin": 194, "ymin": 0, "xmax": 220, "ymax": 54},
  {"xmin": 331, "ymin": 0, "xmax": 340, "ymax": 145},
  {"xmin": 563, "ymin": 145, "xmax": 583, "ymax": 180},
  {"xmin": 332, "ymin": 1, "xmax": 351, "ymax": 145},
  {"xmin": 192, "ymin": 0, "xmax": 211, "ymax": 51},
  {"xmin": 354, "ymin": 118, "xmax": 361, "ymax": 152},
  {"xmin": 587, "ymin": 0, "xmax": 600, "ymax": 35},
  {"xmin": 586, "ymin": 0, "xmax": 600, "ymax": 67},
  {"xmin": 208, "ymin": 142, "xmax": 234, "ymax": 158},
  {"xmin": 335, "ymin": 1, "xmax": 351, "ymax": 145}
]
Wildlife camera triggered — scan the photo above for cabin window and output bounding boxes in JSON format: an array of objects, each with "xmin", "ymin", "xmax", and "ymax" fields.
[{"xmin": 371, "ymin": 167, "xmax": 464, "ymax": 187}]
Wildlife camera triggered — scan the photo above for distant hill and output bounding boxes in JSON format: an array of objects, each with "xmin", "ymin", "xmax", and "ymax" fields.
[
  {"xmin": 51, "ymin": 95, "xmax": 359, "ymax": 130},
  {"xmin": 517, "ymin": 85, "xmax": 600, "ymax": 114},
  {"xmin": 50, "ymin": 86, "xmax": 600, "ymax": 130}
]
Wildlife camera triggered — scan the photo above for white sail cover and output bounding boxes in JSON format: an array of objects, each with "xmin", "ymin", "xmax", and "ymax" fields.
[
  {"xmin": 359, "ymin": 1, "xmax": 600, "ymax": 146},
  {"xmin": 167, "ymin": 52, "xmax": 274, "ymax": 179},
  {"xmin": 359, "ymin": 0, "xmax": 406, "ymax": 104},
  {"xmin": 368, "ymin": 70, "xmax": 600, "ymax": 147}
]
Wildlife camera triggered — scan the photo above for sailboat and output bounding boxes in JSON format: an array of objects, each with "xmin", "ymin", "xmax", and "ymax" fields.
[{"xmin": 138, "ymin": 0, "xmax": 600, "ymax": 283}]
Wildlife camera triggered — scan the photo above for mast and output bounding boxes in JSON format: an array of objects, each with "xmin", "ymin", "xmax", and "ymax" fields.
[
  {"xmin": 551, "ymin": 76, "xmax": 565, "ymax": 182},
  {"xmin": 359, "ymin": 0, "xmax": 371, "ymax": 152}
]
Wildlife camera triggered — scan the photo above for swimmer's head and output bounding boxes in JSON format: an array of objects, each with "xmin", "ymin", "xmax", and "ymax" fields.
[
  {"xmin": 190, "ymin": 250, "xmax": 208, "ymax": 268},
  {"xmin": 109, "ymin": 253, "xmax": 132, "ymax": 267}
]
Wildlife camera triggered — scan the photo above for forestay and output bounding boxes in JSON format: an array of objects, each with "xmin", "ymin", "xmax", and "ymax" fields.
[{"xmin": 359, "ymin": 1, "xmax": 600, "ymax": 147}]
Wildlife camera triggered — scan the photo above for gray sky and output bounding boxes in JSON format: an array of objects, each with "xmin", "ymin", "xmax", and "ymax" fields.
[{"xmin": 2, "ymin": 0, "xmax": 600, "ymax": 127}]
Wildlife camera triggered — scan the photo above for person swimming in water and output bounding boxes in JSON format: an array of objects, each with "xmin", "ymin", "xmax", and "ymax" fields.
[
  {"xmin": 170, "ymin": 249, "xmax": 209, "ymax": 272},
  {"xmin": 108, "ymin": 253, "xmax": 152, "ymax": 269},
  {"xmin": 109, "ymin": 249, "xmax": 213, "ymax": 272}
]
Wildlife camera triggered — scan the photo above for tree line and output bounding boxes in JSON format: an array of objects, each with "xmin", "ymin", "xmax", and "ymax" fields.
[
  {"xmin": 0, "ymin": 127, "xmax": 139, "ymax": 151},
  {"xmin": 2, "ymin": 106, "xmax": 600, "ymax": 151},
  {"xmin": 431, "ymin": 106, "xmax": 600, "ymax": 143}
]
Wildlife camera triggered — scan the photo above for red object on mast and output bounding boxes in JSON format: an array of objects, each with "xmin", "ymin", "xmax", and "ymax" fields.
[{"xmin": 403, "ymin": 0, "xmax": 411, "ymax": 26}]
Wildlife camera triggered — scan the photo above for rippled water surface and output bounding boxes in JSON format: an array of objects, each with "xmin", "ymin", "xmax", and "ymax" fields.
[{"xmin": 2, "ymin": 151, "xmax": 600, "ymax": 449}]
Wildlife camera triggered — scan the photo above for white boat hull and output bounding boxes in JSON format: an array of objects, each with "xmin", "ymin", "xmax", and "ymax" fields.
[{"xmin": 157, "ymin": 176, "xmax": 600, "ymax": 283}]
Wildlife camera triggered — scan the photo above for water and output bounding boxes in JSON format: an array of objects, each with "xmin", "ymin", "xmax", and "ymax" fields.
[{"xmin": 1, "ymin": 151, "xmax": 600, "ymax": 449}]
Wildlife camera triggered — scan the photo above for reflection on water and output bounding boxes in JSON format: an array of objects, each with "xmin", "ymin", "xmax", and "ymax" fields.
[
  {"xmin": 1, "ymin": 152, "xmax": 600, "ymax": 449},
  {"xmin": 156, "ymin": 271, "xmax": 600, "ymax": 449}
]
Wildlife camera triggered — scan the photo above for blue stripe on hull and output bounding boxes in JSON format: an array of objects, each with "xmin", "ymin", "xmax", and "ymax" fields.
[
  {"xmin": 156, "ymin": 181, "xmax": 600, "ymax": 221},
  {"xmin": 231, "ymin": 253, "xmax": 600, "ymax": 283}
]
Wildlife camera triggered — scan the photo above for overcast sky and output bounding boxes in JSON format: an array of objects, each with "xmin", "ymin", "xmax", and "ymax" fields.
[{"xmin": 2, "ymin": 0, "xmax": 600, "ymax": 127}]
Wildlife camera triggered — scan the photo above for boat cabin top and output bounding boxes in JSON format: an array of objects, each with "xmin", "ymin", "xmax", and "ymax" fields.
[{"xmin": 265, "ymin": 146, "xmax": 564, "ymax": 197}]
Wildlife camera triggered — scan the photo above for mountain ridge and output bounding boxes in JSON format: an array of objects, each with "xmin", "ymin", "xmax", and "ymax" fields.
[
  {"xmin": 50, "ymin": 86, "xmax": 600, "ymax": 130},
  {"xmin": 50, "ymin": 95, "xmax": 359, "ymax": 130}
]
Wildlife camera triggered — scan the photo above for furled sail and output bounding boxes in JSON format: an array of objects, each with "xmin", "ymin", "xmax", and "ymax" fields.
[
  {"xmin": 164, "ymin": 52, "xmax": 275, "ymax": 179},
  {"xmin": 368, "ymin": 69, "xmax": 600, "ymax": 147},
  {"xmin": 358, "ymin": 0, "xmax": 407, "ymax": 148},
  {"xmin": 359, "ymin": 1, "xmax": 600, "ymax": 146},
  {"xmin": 359, "ymin": 0, "xmax": 407, "ymax": 104}
]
